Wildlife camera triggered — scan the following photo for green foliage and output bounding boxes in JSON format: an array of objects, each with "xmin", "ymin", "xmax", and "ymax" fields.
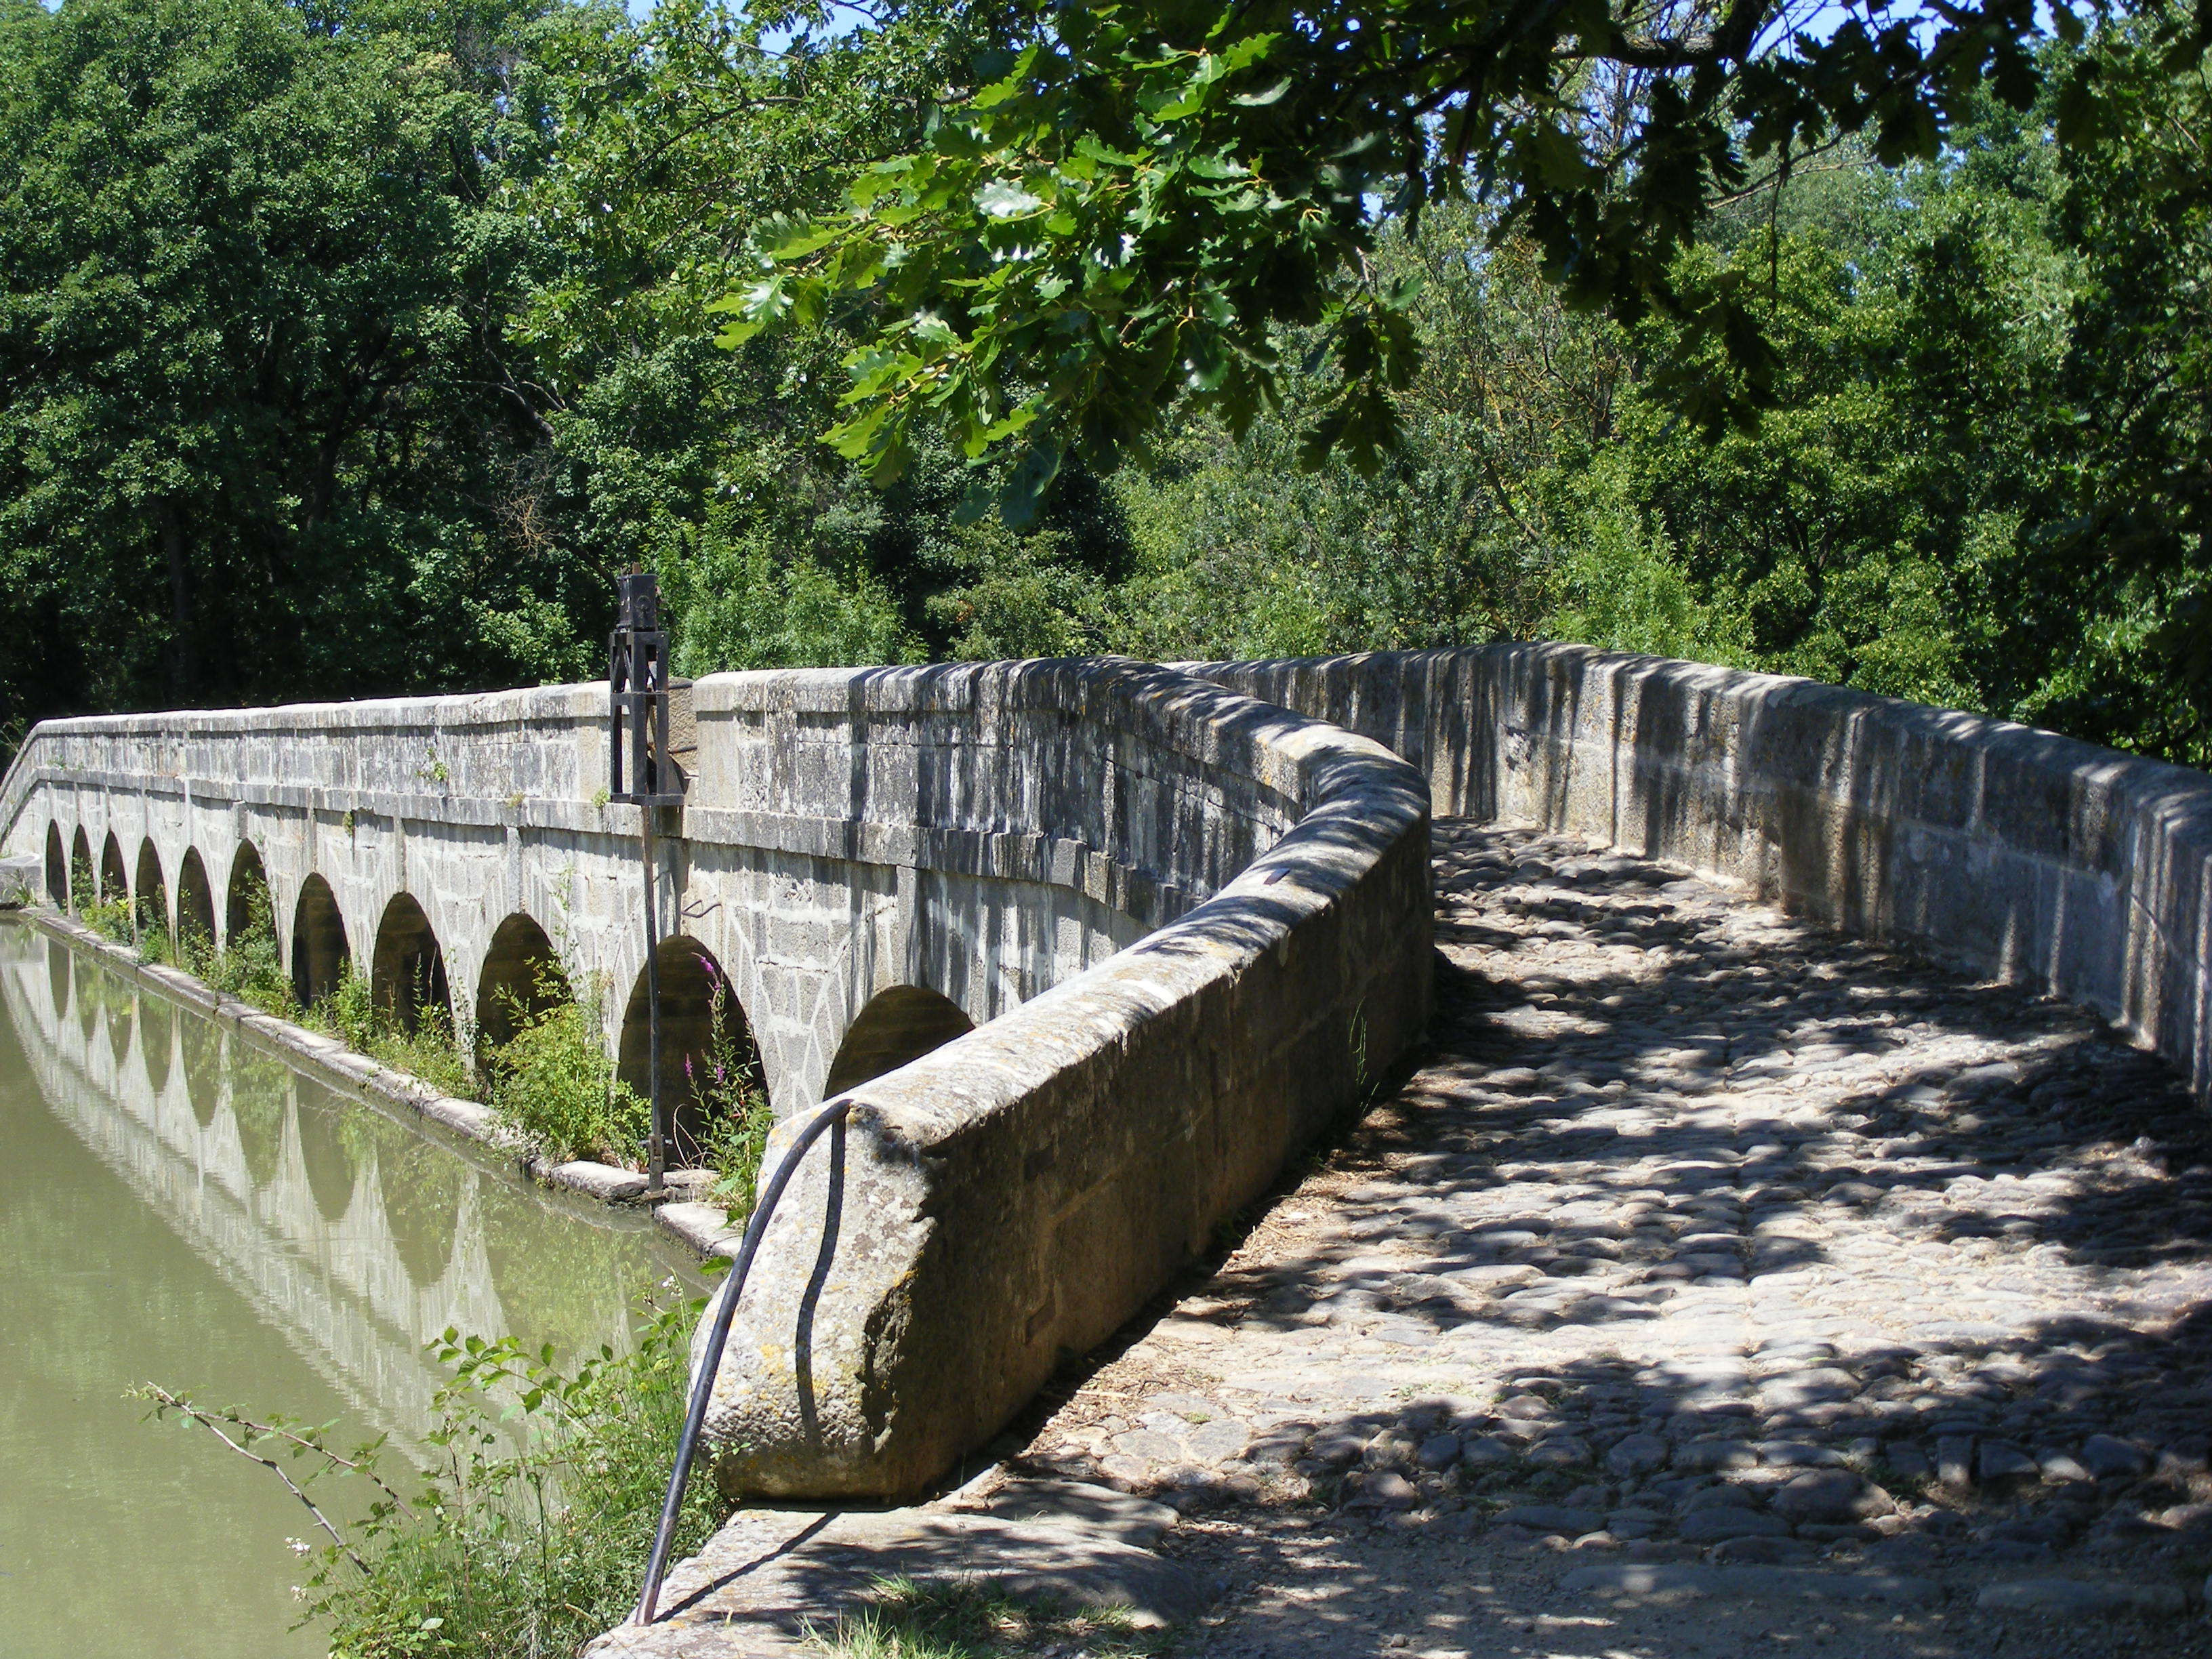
[
  {"xmin": 488, "ymin": 966, "xmax": 646, "ymax": 1166},
  {"xmin": 0, "ymin": 0, "xmax": 600, "ymax": 729},
  {"xmin": 688, "ymin": 969, "xmax": 775, "ymax": 1219},
  {"xmin": 804, "ymin": 1576, "xmax": 1169, "ymax": 1659},
  {"xmin": 81, "ymin": 893, "xmax": 134, "ymax": 946},
  {"xmin": 313, "ymin": 964, "xmax": 480, "ymax": 1103},
  {"xmin": 144, "ymin": 1295, "xmax": 728, "ymax": 1659},
  {"xmin": 720, "ymin": 0, "xmax": 2165, "ymax": 516},
  {"xmin": 196, "ymin": 886, "xmax": 297, "ymax": 1020},
  {"xmin": 5, "ymin": 0, "xmax": 2212, "ymax": 781}
]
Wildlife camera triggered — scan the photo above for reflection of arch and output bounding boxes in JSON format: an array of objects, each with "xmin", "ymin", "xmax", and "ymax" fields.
[
  {"xmin": 100, "ymin": 832, "xmax": 127, "ymax": 905},
  {"xmin": 44, "ymin": 823, "xmax": 66, "ymax": 907},
  {"xmin": 72, "ymin": 954, "xmax": 96, "ymax": 1038},
  {"xmin": 617, "ymin": 937, "xmax": 759, "ymax": 1164},
  {"xmin": 69, "ymin": 826, "xmax": 92, "ymax": 914},
  {"xmin": 291, "ymin": 875, "xmax": 350, "ymax": 1010},
  {"xmin": 371, "ymin": 893, "xmax": 451, "ymax": 1036},
  {"xmin": 295, "ymin": 1095, "xmax": 356, "ymax": 1222},
  {"xmin": 140, "ymin": 994, "xmax": 173, "ymax": 1097},
  {"xmin": 134, "ymin": 838, "xmax": 167, "ymax": 943},
  {"xmin": 474, "ymin": 914, "xmax": 569, "ymax": 1054},
  {"xmin": 380, "ymin": 1139, "xmax": 464, "ymax": 1287},
  {"xmin": 230, "ymin": 1050, "xmax": 290, "ymax": 1190},
  {"xmin": 823, "ymin": 985, "xmax": 975, "ymax": 1098},
  {"xmin": 176, "ymin": 849, "xmax": 216, "ymax": 954},
  {"xmin": 226, "ymin": 842, "xmax": 270, "ymax": 945},
  {"xmin": 45, "ymin": 937, "xmax": 69, "ymax": 1019},
  {"xmin": 180, "ymin": 1017, "xmax": 220, "ymax": 1128}
]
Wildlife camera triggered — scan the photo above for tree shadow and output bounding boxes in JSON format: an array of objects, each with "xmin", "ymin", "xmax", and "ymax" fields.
[{"xmin": 996, "ymin": 819, "xmax": 2212, "ymax": 1632}]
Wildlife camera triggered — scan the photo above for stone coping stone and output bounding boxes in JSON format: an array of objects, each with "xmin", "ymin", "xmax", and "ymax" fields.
[
  {"xmin": 1977, "ymin": 1578, "xmax": 2191, "ymax": 1616},
  {"xmin": 584, "ymin": 1500, "xmax": 1204, "ymax": 1658},
  {"xmin": 659, "ymin": 1200, "xmax": 744, "ymax": 1258},
  {"xmin": 1562, "ymin": 1563, "xmax": 1941, "ymax": 1605}
]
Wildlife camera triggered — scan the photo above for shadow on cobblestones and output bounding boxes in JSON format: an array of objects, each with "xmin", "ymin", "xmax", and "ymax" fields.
[{"xmin": 1008, "ymin": 822, "xmax": 2212, "ymax": 1647}]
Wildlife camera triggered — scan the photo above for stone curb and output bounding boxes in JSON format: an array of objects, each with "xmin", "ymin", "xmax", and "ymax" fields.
[{"xmin": 15, "ymin": 907, "xmax": 732, "ymax": 1257}]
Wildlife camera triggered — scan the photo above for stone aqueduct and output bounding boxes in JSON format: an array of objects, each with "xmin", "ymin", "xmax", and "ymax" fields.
[{"xmin": 10, "ymin": 643, "xmax": 2212, "ymax": 1496}]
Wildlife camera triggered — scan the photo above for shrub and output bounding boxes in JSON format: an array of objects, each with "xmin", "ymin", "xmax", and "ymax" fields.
[
  {"xmin": 81, "ymin": 892, "xmax": 134, "ymax": 945},
  {"xmin": 489, "ymin": 968, "xmax": 647, "ymax": 1166},
  {"xmin": 312, "ymin": 964, "xmax": 478, "ymax": 1103},
  {"xmin": 194, "ymin": 888, "xmax": 296, "ymax": 1019},
  {"xmin": 142, "ymin": 1292, "xmax": 728, "ymax": 1659}
]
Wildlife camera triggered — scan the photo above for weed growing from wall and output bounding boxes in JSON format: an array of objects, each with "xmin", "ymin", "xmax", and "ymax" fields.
[
  {"xmin": 81, "ymin": 892, "xmax": 134, "ymax": 946},
  {"xmin": 690, "ymin": 966, "xmax": 775, "ymax": 1221}
]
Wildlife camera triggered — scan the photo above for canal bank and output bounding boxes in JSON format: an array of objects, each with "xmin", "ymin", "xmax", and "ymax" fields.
[
  {"xmin": 0, "ymin": 920, "xmax": 699, "ymax": 1658},
  {"xmin": 17, "ymin": 906, "xmax": 746, "ymax": 1258}
]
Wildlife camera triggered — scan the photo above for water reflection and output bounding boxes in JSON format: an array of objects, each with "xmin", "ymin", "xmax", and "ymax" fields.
[{"xmin": 0, "ymin": 928, "xmax": 692, "ymax": 1458}]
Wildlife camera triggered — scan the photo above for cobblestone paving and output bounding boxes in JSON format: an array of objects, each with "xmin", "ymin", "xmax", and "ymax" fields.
[{"xmin": 1004, "ymin": 819, "xmax": 2212, "ymax": 1656}]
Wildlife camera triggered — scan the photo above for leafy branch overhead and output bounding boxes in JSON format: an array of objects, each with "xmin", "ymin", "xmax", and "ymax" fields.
[{"xmin": 717, "ymin": 0, "xmax": 2202, "ymax": 523}]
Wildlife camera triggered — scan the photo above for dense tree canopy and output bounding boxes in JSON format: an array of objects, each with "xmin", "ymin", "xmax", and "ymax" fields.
[
  {"xmin": 722, "ymin": 0, "xmax": 2207, "ymax": 519},
  {"xmin": 1, "ymin": 0, "xmax": 2211, "ymax": 777}
]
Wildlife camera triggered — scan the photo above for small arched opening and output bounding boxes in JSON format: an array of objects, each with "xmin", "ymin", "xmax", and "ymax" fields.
[
  {"xmin": 134, "ymin": 839, "xmax": 167, "ymax": 945},
  {"xmin": 69, "ymin": 826, "xmax": 92, "ymax": 914},
  {"xmin": 99, "ymin": 832, "xmax": 127, "ymax": 908},
  {"xmin": 291, "ymin": 876, "xmax": 350, "ymax": 1011},
  {"xmin": 370, "ymin": 893, "xmax": 451, "ymax": 1037},
  {"xmin": 44, "ymin": 823, "xmax": 66, "ymax": 907},
  {"xmin": 823, "ymin": 985, "xmax": 975, "ymax": 1098},
  {"xmin": 176, "ymin": 850, "xmax": 216, "ymax": 962},
  {"xmin": 474, "ymin": 913, "xmax": 570, "ymax": 1057},
  {"xmin": 616, "ymin": 938, "xmax": 762, "ymax": 1168},
  {"xmin": 226, "ymin": 842, "xmax": 270, "ymax": 946}
]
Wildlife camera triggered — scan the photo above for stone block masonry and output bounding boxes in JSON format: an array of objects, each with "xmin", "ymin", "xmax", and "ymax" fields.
[
  {"xmin": 1198, "ymin": 644, "xmax": 2212, "ymax": 1103},
  {"xmin": 0, "ymin": 657, "xmax": 1433, "ymax": 1498},
  {"xmin": 24, "ymin": 639, "xmax": 2212, "ymax": 1507}
]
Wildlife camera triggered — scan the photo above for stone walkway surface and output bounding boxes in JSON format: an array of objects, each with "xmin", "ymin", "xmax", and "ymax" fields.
[{"xmin": 608, "ymin": 819, "xmax": 2212, "ymax": 1657}]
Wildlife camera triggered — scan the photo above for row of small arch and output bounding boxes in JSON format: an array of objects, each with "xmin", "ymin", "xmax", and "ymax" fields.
[{"xmin": 42, "ymin": 820, "xmax": 978, "ymax": 1150}]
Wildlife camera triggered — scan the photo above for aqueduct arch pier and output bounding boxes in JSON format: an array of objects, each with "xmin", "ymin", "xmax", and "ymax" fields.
[{"xmin": 9, "ymin": 644, "xmax": 2212, "ymax": 1496}]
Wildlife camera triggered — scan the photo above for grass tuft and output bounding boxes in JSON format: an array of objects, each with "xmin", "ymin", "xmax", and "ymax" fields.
[{"xmin": 805, "ymin": 1576, "xmax": 1173, "ymax": 1659}]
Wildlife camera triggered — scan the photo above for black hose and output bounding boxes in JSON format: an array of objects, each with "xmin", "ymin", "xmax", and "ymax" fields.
[{"xmin": 632, "ymin": 1097, "xmax": 853, "ymax": 1626}]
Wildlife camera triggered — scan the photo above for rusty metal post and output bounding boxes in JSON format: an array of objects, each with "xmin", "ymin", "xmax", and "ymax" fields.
[{"xmin": 609, "ymin": 570, "xmax": 685, "ymax": 1195}]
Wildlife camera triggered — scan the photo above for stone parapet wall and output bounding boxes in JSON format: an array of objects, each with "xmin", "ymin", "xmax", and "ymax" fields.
[
  {"xmin": 1196, "ymin": 643, "xmax": 2212, "ymax": 1099},
  {"xmin": 694, "ymin": 661, "xmax": 1433, "ymax": 1496}
]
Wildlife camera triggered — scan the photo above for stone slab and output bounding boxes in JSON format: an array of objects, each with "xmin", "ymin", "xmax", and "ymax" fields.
[{"xmin": 586, "ymin": 1504, "xmax": 1204, "ymax": 1658}]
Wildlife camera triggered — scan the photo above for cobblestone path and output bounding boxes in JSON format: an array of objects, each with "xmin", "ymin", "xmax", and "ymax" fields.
[{"xmin": 1002, "ymin": 819, "xmax": 2212, "ymax": 1656}]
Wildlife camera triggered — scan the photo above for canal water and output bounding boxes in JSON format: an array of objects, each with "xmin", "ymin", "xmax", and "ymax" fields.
[{"xmin": 0, "ymin": 922, "xmax": 695, "ymax": 1658}]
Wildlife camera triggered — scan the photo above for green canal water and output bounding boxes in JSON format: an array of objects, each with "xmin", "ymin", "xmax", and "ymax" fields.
[{"xmin": 0, "ymin": 922, "xmax": 695, "ymax": 1658}]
